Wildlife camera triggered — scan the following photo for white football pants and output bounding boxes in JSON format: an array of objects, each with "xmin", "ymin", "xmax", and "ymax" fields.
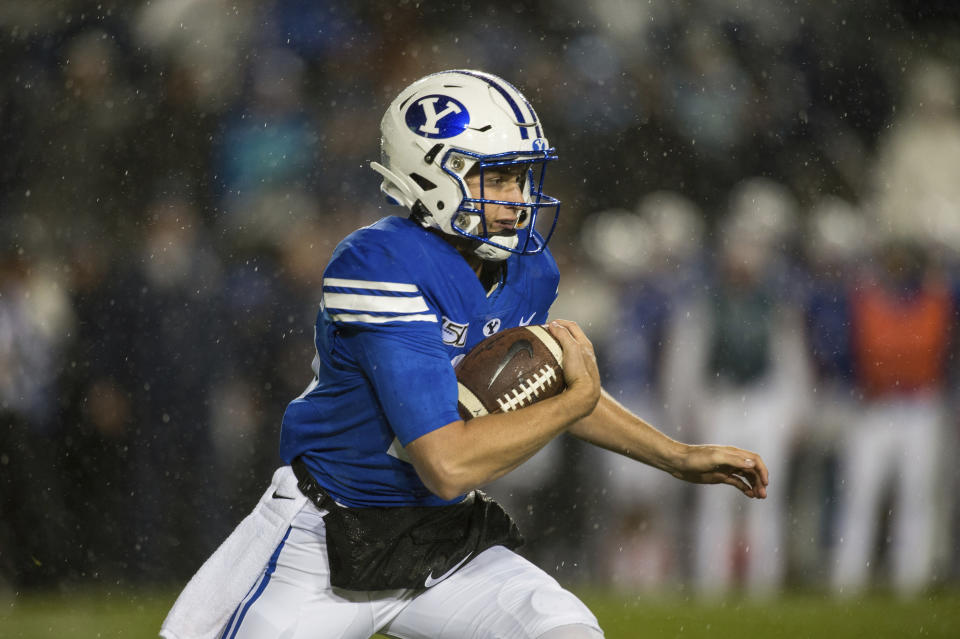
[{"xmin": 221, "ymin": 501, "xmax": 603, "ymax": 639}]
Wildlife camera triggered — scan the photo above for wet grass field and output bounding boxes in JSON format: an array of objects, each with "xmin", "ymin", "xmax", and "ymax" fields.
[{"xmin": 3, "ymin": 588, "xmax": 959, "ymax": 638}]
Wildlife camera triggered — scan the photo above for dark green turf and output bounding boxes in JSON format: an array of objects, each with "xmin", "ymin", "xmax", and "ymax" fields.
[
  {"xmin": 579, "ymin": 590, "xmax": 960, "ymax": 638},
  {"xmin": 2, "ymin": 588, "xmax": 958, "ymax": 638}
]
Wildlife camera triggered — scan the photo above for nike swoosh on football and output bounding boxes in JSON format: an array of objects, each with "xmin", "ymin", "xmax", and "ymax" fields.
[
  {"xmin": 272, "ymin": 490, "xmax": 295, "ymax": 500},
  {"xmin": 487, "ymin": 339, "xmax": 534, "ymax": 389},
  {"xmin": 424, "ymin": 552, "xmax": 473, "ymax": 588}
]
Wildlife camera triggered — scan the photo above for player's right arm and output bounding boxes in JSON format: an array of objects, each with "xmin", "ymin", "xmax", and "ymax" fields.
[
  {"xmin": 405, "ymin": 320, "xmax": 601, "ymax": 500},
  {"xmin": 324, "ymin": 226, "xmax": 600, "ymax": 501}
]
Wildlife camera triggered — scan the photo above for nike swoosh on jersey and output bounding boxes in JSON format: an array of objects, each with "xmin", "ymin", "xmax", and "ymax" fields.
[
  {"xmin": 487, "ymin": 339, "xmax": 534, "ymax": 389},
  {"xmin": 518, "ymin": 312, "xmax": 537, "ymax": 326},
  {"xmin": 272, "ymin": 490, "xmax": 295, "ymax": 500},
  {"xmin": 424, "ymin": 552, "xmax": 473, "ymax": 588}
]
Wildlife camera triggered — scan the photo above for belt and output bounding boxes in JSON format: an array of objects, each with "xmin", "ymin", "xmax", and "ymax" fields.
[{"xmin": 292, "ymin": 457, "xmax": 336, "ymax": 510}]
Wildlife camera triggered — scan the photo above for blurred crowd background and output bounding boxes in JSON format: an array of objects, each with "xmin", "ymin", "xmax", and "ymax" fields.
[{"xmin": 2, "ymin": 0, "xmax": 960, "ymax": 601}]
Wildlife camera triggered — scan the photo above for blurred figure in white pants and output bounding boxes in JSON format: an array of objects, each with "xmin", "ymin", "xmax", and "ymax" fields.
[
  {"xmin": 670, "ymin": 178, "xmax": 810, "ymax": 598},
  {"xmin": 831, "ymin": 239, "xmax": 952, "ymax": 597},
  {"xmin": 791, "ymin": 196, "xmax": 869, "ymax": 584}
]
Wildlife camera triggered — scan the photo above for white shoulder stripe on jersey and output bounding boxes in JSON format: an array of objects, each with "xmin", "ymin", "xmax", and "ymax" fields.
[
  {"xmin": 330, "ymin": 312, "xmax": 437, "ymax": 324},
  {"xmin": 323, "ymin": 292, "xmax": 428, "ymax": 314},
  {"xmin": 324, "ymin": 277, "xmax": 419, "ymax": 293}
]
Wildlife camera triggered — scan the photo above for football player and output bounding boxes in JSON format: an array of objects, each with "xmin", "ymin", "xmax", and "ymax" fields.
[{"xmin": 162, "ymin": 69, "xmax": 769, "ymax": 639}]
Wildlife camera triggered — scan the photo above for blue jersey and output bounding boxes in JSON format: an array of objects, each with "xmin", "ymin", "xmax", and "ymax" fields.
[
  {"xmin": 804, "ymin": 278, "xmax": 855, "ymax": 385},
  {"xmin": 279, "ymin": 216, "xmax": 560, "ymax": 507}
]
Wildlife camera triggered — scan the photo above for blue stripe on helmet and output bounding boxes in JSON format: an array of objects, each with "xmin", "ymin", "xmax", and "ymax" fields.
[
  {"xmin": 491, "ymin": 74, "xmax": 543, "ymax": 139},
  {"xmin": 517, "ymin": 96, "xmax": 543, "ymax": 139},
  {"xmin": 453, "ymin": 69, "xmax": 533, "ymax": 140}
]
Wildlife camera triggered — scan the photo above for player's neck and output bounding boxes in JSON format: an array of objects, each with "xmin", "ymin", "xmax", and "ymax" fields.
[{"xmin": 477, "ymin": 260, "xmax": 504, "ymax": 294}]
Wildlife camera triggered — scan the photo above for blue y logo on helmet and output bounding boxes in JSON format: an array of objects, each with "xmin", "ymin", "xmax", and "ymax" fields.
[
  {"xmin": 531, "ymin": 138, "xmax": 548, "ymax": 151},
  {"xmin": 406, "ymin": 95, "xmax": 470, "ymax": 139}
]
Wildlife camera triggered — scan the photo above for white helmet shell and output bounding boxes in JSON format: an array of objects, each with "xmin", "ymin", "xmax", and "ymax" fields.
[{"xmin": 371, "ymin": 70, "xmax": 560, "ymax": 260}]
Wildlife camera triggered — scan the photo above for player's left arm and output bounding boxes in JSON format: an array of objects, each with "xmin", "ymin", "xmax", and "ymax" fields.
[{"xmin": 568, "ymin": 390, "xmax": 769, "ymax": 499}]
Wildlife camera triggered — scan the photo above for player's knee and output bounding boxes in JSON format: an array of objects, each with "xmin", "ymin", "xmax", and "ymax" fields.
[{"xmin": 536, "ymin": 623, "xmax": 605, "ymax": 639}]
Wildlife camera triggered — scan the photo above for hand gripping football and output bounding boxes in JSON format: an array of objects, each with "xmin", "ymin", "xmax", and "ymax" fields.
[{"xmin": 455, "ymin": 325, "xmax": 565, "ymax": 420}]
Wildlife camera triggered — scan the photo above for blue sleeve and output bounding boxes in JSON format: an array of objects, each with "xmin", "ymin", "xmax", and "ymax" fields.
[
  {"xmin": 321, "ymin": 229, "xmax": 460, "ymax": 445},
  {"xmin": 348, "ymin": 327, "xmax": 461, "ymax": 446}
]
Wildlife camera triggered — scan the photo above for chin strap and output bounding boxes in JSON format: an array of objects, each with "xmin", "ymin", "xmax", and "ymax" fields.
[{"xmin": 473, "ymin": 238, "xmax": 514, "ymax": 262}]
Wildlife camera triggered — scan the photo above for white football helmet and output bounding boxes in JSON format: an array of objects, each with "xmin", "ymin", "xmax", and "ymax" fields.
[{"xmin": 371, "ymin": 69, "xmax": 560, "ymax": 261}]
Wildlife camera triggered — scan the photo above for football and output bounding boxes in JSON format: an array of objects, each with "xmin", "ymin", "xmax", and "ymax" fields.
[{"xmin": 455, "ymin": 325, "xmax": 565, "ymax": 420}]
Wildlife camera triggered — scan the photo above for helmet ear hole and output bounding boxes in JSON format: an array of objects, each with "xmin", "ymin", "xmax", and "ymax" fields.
[{"xmin": 409, "ymin": 173, "xmax": 437, "ymax": 192}]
